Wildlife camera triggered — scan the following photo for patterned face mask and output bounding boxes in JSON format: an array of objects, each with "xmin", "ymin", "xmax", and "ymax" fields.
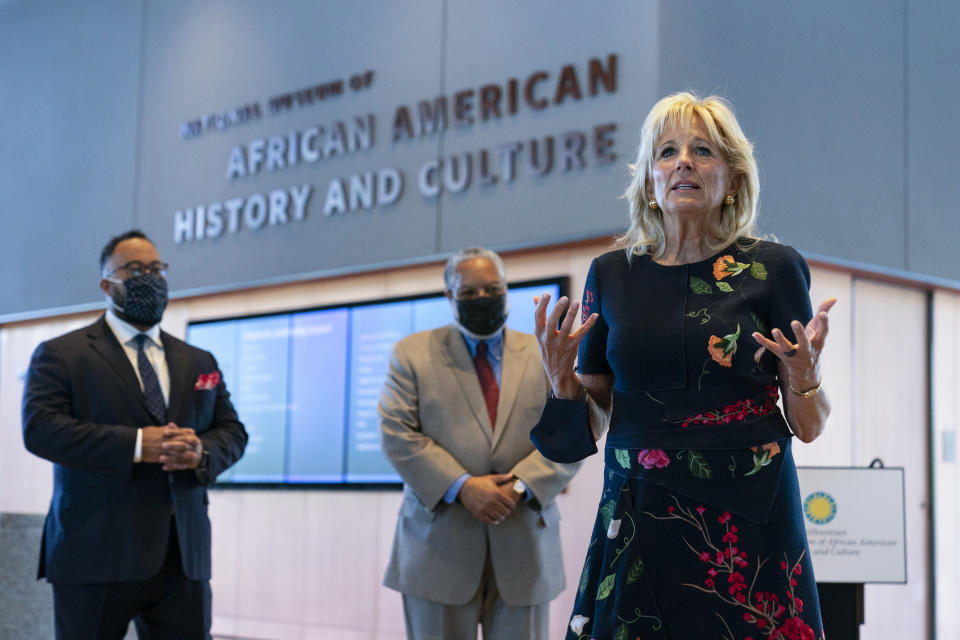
[{"xmin": 109, "ymin": 273, "xmax": 168, "ymax": 326}]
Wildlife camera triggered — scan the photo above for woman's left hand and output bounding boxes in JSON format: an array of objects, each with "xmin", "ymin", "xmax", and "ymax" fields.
[{"xmin": 752, "ymin": 297, "xmax": 837, "ymax": 386}]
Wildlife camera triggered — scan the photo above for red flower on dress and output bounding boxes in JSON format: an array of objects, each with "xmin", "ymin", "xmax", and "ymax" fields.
[
  {"xmin": 581, "ymin": 289, "xmax": 595, "ymax": 323},
  {"xmin": 637, "ymin": 449, "xmax": 671, "ymax": 469},
  {"xmin": 679, "ymin": 385, "xmax": 780, "ymax": 427},
  {"xmin": 656, "ymin": 504, "xmax": 820, "ymax": 640},
  {"xmin": 777, "ymin": 616, "xmax": 816, "ymax": 640}
]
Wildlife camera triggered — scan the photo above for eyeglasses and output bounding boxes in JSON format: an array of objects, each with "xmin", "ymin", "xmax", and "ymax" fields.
[
  {"xmin": 455, "ymin": 283, "xmax": 506, "ymax": 300},
  {"xmin": 106, "ymin": 261, "xmax": 169, "ymax": 278}
]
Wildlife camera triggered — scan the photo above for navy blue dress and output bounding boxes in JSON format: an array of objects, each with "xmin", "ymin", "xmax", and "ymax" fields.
[{"xmin": 532, "ymin": 240, "xmax": 825, "ymax": 640}]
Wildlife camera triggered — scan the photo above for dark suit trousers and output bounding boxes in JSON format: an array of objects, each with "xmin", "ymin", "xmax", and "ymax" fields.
[{"xmin": 51, "ymin": 517, "xmax": 212, "ymax": 640}]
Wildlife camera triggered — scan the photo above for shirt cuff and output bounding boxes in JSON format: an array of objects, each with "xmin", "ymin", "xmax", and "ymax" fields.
[
  {"xmin": 444, "ymin": 474, "xmax": 471, "ymax": 504},
  {"xmin": 133, "ymin": 428, "xmax": 143, "ymax": 463}
]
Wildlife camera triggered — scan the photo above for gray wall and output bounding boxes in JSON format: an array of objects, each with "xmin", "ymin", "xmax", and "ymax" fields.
[
  {"xmin": 1, "ymin": 0, "xmax": 957, "ymax": 321},
  {"xmin": 906, "ymin": 0, "xmax": 960, "ymax": 279},
  {"xmin": 657, "ymin": 0, "xmax": 958, "ymax": 281},
  {"xmin": 0, "ymin": 0, "xmax": 143, "ymax": 318},
  {"xmin": 658, "ymin": 1, "xmax": 906, "ymax": 266}
]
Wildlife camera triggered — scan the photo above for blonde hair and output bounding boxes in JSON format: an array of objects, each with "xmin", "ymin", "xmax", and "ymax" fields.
[{"xmin": 618, "ymin": 92, "xmax": 760, "ymax": 259}]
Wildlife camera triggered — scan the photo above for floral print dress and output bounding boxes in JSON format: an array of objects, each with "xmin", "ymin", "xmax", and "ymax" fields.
[{"xmin": 532, "ymin": 241, "xmax": 824, "ymax": 640}]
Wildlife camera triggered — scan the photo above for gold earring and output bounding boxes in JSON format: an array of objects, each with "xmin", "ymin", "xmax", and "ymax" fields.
[
  {"xmin": 648, "ymin": 199, "xmax": 658, "ymax": 210},
  {"xmin": 725, "ymin": 194, "xmax": 735, "ymax": 206}
]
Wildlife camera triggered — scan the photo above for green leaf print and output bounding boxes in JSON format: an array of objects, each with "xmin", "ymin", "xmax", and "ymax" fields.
[
  {"xmin": 744, "ymin": 450, "xmax": 773, "ymax": 477},
  {"xmin": 749, "ymin": 311, "xmax": 768, "ymax": 335},
  {"xmin": 687, "ymin": 450, "xmax": 713, "ymax": 480},
  {"xmin": 614, "ymin": 623, "xmax": 628, "ymax": 640},
  {"xmin": 578, "ymin": 563, "xmax": 590, "ymax": 595},
  {"xmin": 626, "ymin": 558, "xmax": 645, "ymax": 584},
  {"xmin": 596, "ymin": 573, "xmax": 616, "ymax": 600},
  {"xmin": 600, "ymin": 500, "xmax": 617, "ymax": 530},
  {"xmin": 750, "ymin": 261, "xmax": 768, "ymax": 280},
  {"xmin": 715, "ymin": 324, "xmax": 741, "ymax": 357},
  {"xmin": 716, "ymin": 281, "xmax": 734, "ymax": 293},
  {"xmin": 614, "ymin": 448, "xmax": 631, "ymax": 469},
  {"xmin": 689, "ymin": 276, "xmax": 713, "ymax": 295}
]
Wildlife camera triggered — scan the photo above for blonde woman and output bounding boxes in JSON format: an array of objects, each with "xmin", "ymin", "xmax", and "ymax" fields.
[{"xmin": 532, "ymin": 92, "xmax": 835, "ymax": 640}]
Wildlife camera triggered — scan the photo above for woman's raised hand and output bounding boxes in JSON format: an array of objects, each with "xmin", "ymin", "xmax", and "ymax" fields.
[
  {"xmin": 752, "ymin": 297, "xmax": 837, "ymax": 387},
  {"xmin": 533, "ymin": 293, "xmax": 598, "ymax": 398}
]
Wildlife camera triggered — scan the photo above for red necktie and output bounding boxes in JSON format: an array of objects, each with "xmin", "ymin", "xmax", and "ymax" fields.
[{"xmin": 473, "ymin": 341, "xmax": 499, "ymax": 429}]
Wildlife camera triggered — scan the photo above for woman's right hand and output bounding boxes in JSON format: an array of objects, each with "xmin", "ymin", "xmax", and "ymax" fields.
[{"xmin": 533, "ymin": 293, "xmax": 598, "ymax": 398}]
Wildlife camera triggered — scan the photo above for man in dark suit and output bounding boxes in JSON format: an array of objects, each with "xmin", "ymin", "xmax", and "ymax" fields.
[{"xmin": 22, "ymin": 230, "xmax": 247, "ymax": 640}]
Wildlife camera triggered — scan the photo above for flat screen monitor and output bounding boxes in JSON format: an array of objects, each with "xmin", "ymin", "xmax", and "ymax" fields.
[{"xmin": 186, "ymin": 277, "xmax": 566, "ymax": 486}]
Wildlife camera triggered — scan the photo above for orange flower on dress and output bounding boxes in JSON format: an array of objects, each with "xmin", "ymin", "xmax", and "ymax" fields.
[
  {"xmin": 713, "ymin": 255, "xmax": 736, "ymax": 280},
  {"xmin": 707, "ymin": 324, "xmax": 740, "ymax": 368},
  {"xmin": 745, "ymin": 440, "xmax": 782, "ymax": 476},
  {"xmin": 708, "ymin": 336, "xmax": 733, "ymax": 367},
  {"xmin": 713, "ymin": 255, "xmax": 750, "ymax": 281},
  {"xmin": 750, "ymin": 441, "xmax": 781, "ymax": 458}
]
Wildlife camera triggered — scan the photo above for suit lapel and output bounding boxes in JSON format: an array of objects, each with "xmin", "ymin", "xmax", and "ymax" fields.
[
  {"xmin": 490, "ymin": 328, "xmax": 530, "ymax": 450},
  {"xmin": 442, "ymin": 326, "xmax": 494, "ymax": 444},
  {"xmin": 161, "ymin": 332, "xmax": 188, "ymax": 426},
  {"xmin": 86, "ymin": 316, "xmax": 153, "ymax": 417}
]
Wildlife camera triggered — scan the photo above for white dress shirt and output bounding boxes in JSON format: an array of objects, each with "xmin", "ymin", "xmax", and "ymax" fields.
[{"xmin": 104, "ymin": 309, "xmax": 170, "ymax": 461}]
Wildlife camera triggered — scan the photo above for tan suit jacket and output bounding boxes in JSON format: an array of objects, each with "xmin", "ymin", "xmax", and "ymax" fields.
[{"xmin": 380, "ymin": 325, "xmax": 580, "ymax": 606}]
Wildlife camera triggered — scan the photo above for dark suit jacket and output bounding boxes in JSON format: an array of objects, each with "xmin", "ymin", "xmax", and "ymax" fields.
[{"xmin": 21, "ymin": 315, "xmax": 247, "ymax": 584}]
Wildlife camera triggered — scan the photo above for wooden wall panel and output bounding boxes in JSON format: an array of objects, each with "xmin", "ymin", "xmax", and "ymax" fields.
[
  {"xmin": 794, "ymin": 268, "xmax": 855, "ymax": 468},
  {"xmin": 852, "ymin": 280, "xmax": 929, "ymax": 640},
  {"xmin": 933, "ymin": 291, "xmax": 960, "ymax": 640},
  {"xmin": 0, "ymin": 313, "xmax": 98, "ymax": 513}
]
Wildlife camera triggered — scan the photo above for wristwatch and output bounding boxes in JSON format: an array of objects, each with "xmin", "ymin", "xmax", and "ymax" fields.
[
  {"xmin": 512, "ymin": 478, "xmax": 526, "ymax": 498},
  {"xmin": 194, "ymin": 448, "xmax": 211, "ymax": 484}
]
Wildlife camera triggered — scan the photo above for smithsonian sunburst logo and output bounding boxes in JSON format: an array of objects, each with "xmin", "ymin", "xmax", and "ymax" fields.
[{"xmin": 803, "ymin": 491, "xmax": 837, "ymax": 524}]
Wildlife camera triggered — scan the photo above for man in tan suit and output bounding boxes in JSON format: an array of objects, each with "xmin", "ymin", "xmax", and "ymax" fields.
[{"xmin": 380, "ymin": 247, "xmax": 580, "ymax": 640}]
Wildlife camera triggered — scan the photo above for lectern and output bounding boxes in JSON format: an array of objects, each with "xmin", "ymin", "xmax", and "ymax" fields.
[{"xmin": 796, "ymin": 465, "xmax": 906, "ymax": 640}]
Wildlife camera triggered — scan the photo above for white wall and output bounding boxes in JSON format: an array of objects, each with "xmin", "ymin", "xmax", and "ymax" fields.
[
  {"xmin": 793, "ymin": 269, "xmax": 932, "ymax": 639},
  {"xmin": 933, "ymin": 290, "xmax": 960, "ymax": 640},
  {"xmin": 0, "ymin": 242, "xmax": 936, "ymax": 639},
  {"xmin": 851, "ymin": 280, "xmax": 929, "ymax": 639}
]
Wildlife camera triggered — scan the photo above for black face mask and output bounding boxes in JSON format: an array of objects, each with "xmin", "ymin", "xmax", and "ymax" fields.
[
  {"xmin": 456, "ymin": 294, "xmax": 507, "ymax": 337},
  {"xmin": 110, "ymin": 273, "xmax": 168, "ymax": 326}
]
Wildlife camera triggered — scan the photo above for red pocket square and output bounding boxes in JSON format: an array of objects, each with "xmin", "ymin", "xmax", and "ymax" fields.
[{"xmin": 193, "ymin": 371, "xmax": 221, "ymax": 390}]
